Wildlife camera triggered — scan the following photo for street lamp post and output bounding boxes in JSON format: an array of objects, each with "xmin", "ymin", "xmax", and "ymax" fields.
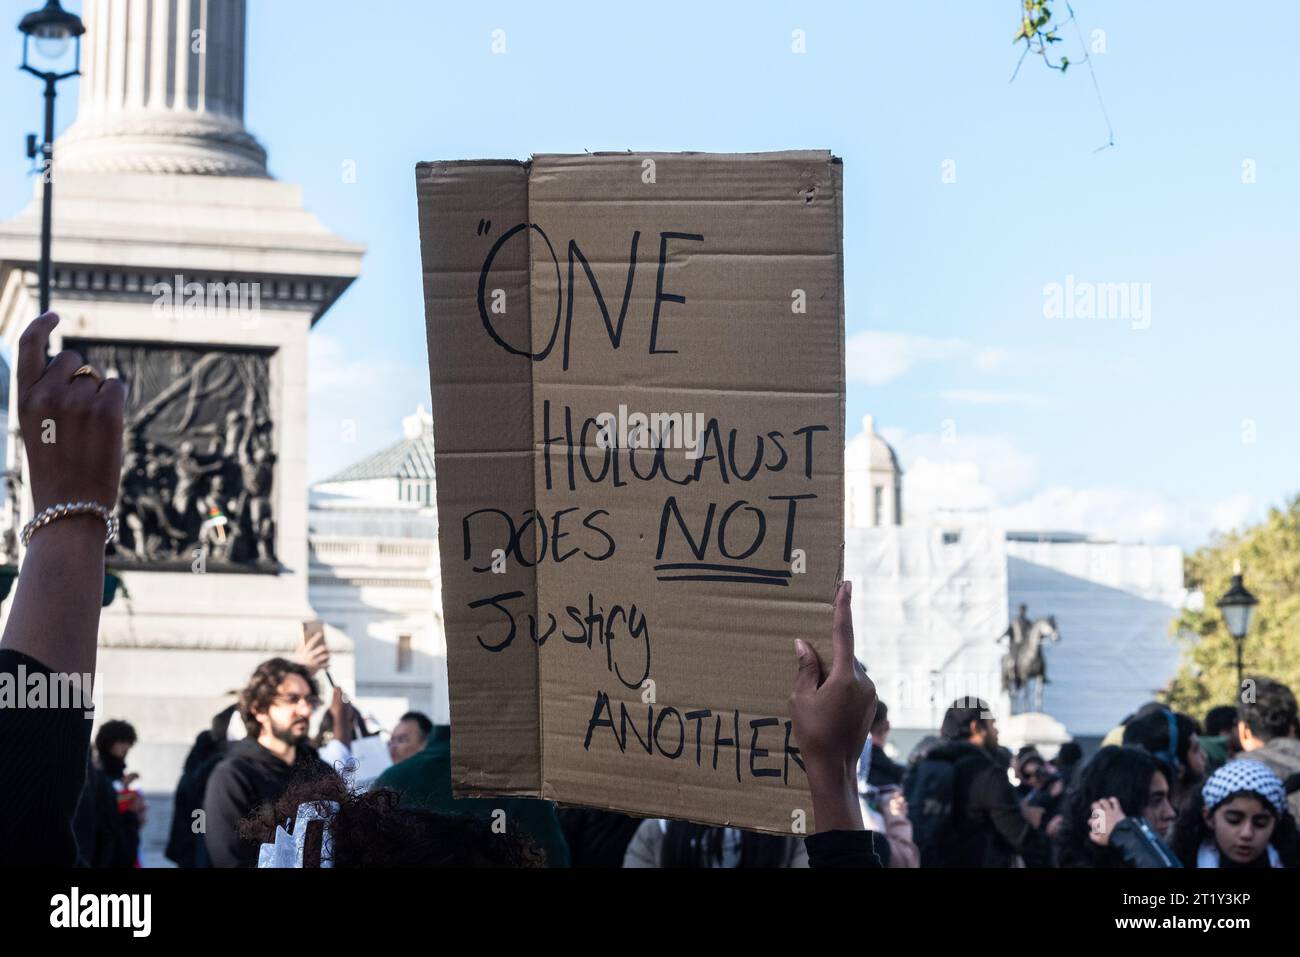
[
  {"xmin": 2, "ymin": 3, "xmax": 85, "ymax": 577},
  {"xmin": 18, "ymin": 0, "xmax": 85, "ymax": 315},
  {"xmin": 1216, "ymin": 560, "xmax": 1259, "ymax": 690}
]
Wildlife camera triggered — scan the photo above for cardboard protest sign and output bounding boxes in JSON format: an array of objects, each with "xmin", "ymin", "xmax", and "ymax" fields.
[{"xmin": 416, "ymin": 151, "xmax": 845, "ymax": 834}]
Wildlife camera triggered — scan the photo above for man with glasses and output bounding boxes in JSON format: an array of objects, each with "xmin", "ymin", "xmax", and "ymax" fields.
[{"xmin": 203, "ymin": 658, "xmax": 333, "ymax": 867}]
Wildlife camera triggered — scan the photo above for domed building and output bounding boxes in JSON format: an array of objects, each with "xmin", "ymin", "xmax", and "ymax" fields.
[{"xmin": 845, "ymin": 414, "xmax": 903, "ymax": 528}]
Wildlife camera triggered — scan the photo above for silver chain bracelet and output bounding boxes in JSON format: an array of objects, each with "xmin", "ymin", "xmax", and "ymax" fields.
[{"xmin": 20, "ymin": 501, "xmax": 119, "ymax": 547}]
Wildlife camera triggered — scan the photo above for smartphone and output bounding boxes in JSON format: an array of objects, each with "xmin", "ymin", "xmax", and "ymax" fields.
[{"xmin": 300, "ymin": 620, "xmax": 335, "ymax": 689}]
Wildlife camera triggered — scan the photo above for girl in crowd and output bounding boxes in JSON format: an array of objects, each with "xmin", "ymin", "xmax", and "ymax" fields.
[
  {"xmin": 1170, "ymin": 760, "xmax": 1300, "ymax": 868},
  {"xmin": 1056, "ymin": 746, "xmax": 1180, "ymax": 868}
]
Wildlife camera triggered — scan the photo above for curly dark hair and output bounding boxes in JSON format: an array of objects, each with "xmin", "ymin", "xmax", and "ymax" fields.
[
  {"xmin": 238, "ymin": 658, "xmax": 318, "ymax": 737},
  {"xmin": 94, "ymin": 719, "xmax": 138, "ymax": 758},
  {"xmin": 94, "ymin": 719, "xmax": 138, "ymax": 781},
  {"xmin": 1170, "ymin": 786, "xmax": 1300, "ymax": 868},
  {"xmin": 1056, "ymin": 746, "xmax": 1164, "ymax": 868},
  {"xmin": 1239, "ymin": 677, "xmax": 1299, "ymax": 743},
  {"xmin": 237, "ymin": 771, "xmax": 545, "ymax": 868}
]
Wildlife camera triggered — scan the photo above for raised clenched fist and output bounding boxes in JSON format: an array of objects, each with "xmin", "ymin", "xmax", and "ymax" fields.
[{"xmin": 16, "ymin": 313, "xmax": 126, "ymax": 515}]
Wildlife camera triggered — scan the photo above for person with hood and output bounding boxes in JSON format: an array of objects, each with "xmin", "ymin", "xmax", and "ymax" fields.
[
  {"xmin": 1056, "ymin": 746, "xmax": 1180, "ymax": 868},
  {"xmin": 202, "ymin": 658, "xmax": 334, "ymax": 867},
  {"xmin": 1170, "ymin": 760, "xmax": 1300, "ymax": 868},
  {"xmin": 1234, "ymin": 677, "xmax": 1300, "ymax": 820},
  {"xmin": 904, "ymin": 698, "xmax": 1050, "ymax": 867}
]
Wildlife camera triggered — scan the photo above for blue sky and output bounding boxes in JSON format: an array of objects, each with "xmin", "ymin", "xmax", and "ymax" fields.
[{"xmin": 2, "ymin": 0, "xmax": 1296, "ymax": 549}]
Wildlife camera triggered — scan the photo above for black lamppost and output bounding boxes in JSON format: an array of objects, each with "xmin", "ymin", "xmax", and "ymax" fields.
[
  {"xmin": 1216, "ymin": 560, "xmax": 1259, "ymax": 690},
  {"xmin": 18, "ymin": 0, "xmax": 85, "ymax": 315}
]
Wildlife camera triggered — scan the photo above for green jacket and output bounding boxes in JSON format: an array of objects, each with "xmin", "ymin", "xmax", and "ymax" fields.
[
  {"xmin": 372, "ymin": 727, "xmax": 570, "ymax": 867},
  {"xmin": 1199, "ymin": 735, "xmax": 1230, "ymax": 774}
]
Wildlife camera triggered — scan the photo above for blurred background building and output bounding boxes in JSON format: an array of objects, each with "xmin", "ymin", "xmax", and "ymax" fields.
[
  {"xmin": 309, "ymin": 405, "xmax": 448, "ymax": 729},
  {"xmin": 844, "ymin": 415, "xmax": 1186, "ymax": 760}
]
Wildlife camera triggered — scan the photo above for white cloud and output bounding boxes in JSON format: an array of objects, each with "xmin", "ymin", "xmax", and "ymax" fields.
[
  {"xmin": 986, "ymin": 488, "xmax": 1252, "ymax": 548},
  {"xmin": 883, "ymin": 427, "xmax": 1041, "ymax": 501},
  {"xmin": 845, "ymin": 332, "xmax": 1047, "ymax": 403},
  {"xmin": 973, "ymin": 347, "xmax": 1011, "ymax": 372},
  {"xmin": 938, "ymin": 389, "xmax": 1056, "ymax": 408},
  {"xmin": 845, "ymin": 331, "xmax": 965, "ymax": 385},
  {"xmin": 853, "ymin": 421, "xmax": 1252, "ymax": 549}
]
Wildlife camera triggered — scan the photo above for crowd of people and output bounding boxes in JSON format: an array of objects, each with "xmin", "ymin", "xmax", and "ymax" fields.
[{"xmin": 2, "ymin": 313, "xmax": 1299, "ymax": 871}]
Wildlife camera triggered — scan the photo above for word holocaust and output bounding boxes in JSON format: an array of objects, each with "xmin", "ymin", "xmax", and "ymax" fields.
[
  {"xmin": 0, "ymin": 663, "xmax": 93, "ymax": 715},
  {"xmin": 50, "ymin": 888, "xmax": 151, "ymax": 937},
  {"xmin": 152, "ymin": 274, "xmax": 261, "ymax": 320},
  {"xmin": 594, "ymin": 404, "xmax": 707, "ymax": 460},
  {"xmin": 1042, "ymin": 274, "xmax": 1152, "ymax": 330}
]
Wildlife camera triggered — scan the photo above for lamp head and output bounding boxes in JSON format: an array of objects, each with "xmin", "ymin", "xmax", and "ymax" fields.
[
  {"xmin": 1216, "ymin": 561, "xmax": 1259, "ymax": 641},
  {"xmin": 18, "ymin": 1, "xmax": 85, "ymax": 70}
]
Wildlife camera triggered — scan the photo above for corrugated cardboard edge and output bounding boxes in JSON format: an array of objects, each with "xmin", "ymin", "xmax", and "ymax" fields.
[{"xmin": 414, "ymin": 158, "xmax": 545, "ymax": 798}]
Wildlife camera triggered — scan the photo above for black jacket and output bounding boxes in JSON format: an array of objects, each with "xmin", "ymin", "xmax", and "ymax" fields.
[
  {"xmin": 167, "ymin": 705, "xmax": 239, "ymax": 867},
  {"xmin": 558, "ymin": 808, "xmax": 644, "ymax": 868},
  {"xmin": 867, "ymin": 745, "xmax": 905, "ymax": 788},
  {"xmin": 0, "ymin": 650, "xmax": 91, "ymax": 867},
  {"xmin": 933, "ymin": 740, "xmax": 1051, "ymax": 868},
  {"xmin": 202, "ymin": 737, "xmax": 331, "ymax": 868},
  {"xmin": 1107, "ymin": 818, "xmax": 1180, "ymax": 868},
  {"xmin": 805, "ymin": 830, "xmax": 892, "ymax": 868},
  {"xmin": 73, "ymin": 756, "xmax": 123, "ymax": 867}
]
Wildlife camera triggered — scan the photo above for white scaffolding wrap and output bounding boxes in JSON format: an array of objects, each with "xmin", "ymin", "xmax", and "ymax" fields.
[
  {"xmin": 1006, "ymin": 541, "xmax": 1186, "ymax": 736},
  {"xmin": 845, "ymin": 527, "xmax": 1011, "ymax": 732},
  {"xmin": 844, "ymin": 528, "xmax": 1187, "ymax": 739}
]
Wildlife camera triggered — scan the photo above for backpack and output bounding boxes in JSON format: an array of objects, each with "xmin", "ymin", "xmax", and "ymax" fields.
[{"xmin": 904, "ymin": 754, "xmax": 960, "ymax": 868}]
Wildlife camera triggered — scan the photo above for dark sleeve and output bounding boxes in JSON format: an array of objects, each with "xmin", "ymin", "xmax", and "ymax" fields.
[
  {"xmin": 1109, "ymin": 818, "xmax": 1179, "ymax": 868},
  {"xmin": 0, "ymin": 649, "xmax": 93, "ymax": 867},
  {"xmin": 202, "ymin": 760, "xmax": 251, "ymax": 868},
  {"xmin": 91, "ymin": 766, "xmax": 128, "ymax": 868},
  {"xmin": 974, "ymin": 766, "xmax": 1051, "ymax": 867},
  {"xmin": 71, "ymin": 761, "xmax": 98, "ymax": 866},
  {"xmin": 804, "ymin": 830, "xmax": 891, "ymax": 869}
]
